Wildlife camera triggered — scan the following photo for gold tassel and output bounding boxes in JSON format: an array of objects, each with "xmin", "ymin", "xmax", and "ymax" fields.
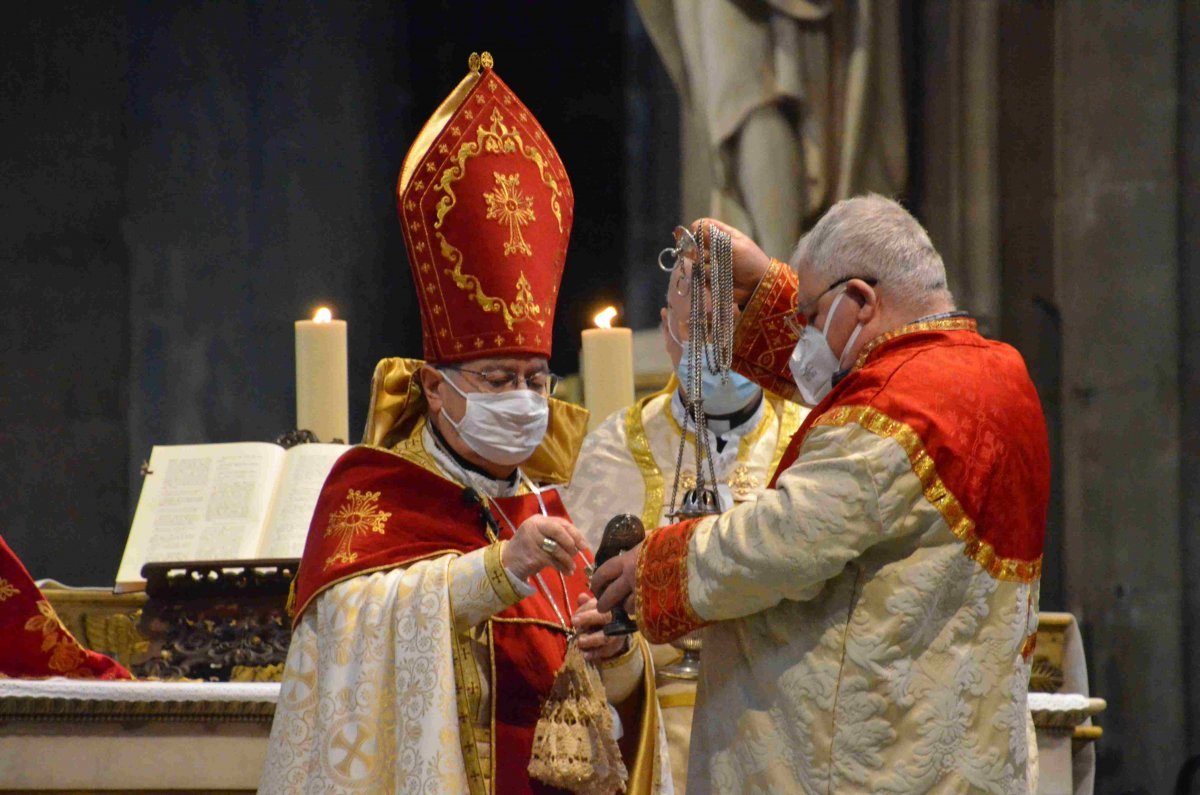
[
  {"xmin": 285, "ymin": 577, "xmax": 297, "ymax": 617},
  {"xmin": 528, "ymin": 639, "xmax": 628, "ymax": 793}
]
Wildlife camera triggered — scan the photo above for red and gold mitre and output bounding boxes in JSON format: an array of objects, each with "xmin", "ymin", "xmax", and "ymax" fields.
[{"xmin": 397, "ymin": 51, "xmax": 574, "ymax": 364}]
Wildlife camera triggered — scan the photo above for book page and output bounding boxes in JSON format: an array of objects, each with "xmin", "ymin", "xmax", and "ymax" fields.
[
  {"xmin": 257, "ymin": 443, "xmax": 350, "ymax": 558},
  {"xmin": 115, "ymin": 443, "xmax": 285, "ymax": 589}
]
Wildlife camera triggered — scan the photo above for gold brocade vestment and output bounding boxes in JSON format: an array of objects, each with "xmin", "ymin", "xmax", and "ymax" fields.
[
  {"xmin": 634, "ymin": 265, "xmax": 1050, "ymax": 793},
  {"xmin": 562, "ymin": 384, "xmax": 804, "ymax": 792},
  {"xmin": 261, "ymin": 421, "xmax": 673, "ymax": 794}
]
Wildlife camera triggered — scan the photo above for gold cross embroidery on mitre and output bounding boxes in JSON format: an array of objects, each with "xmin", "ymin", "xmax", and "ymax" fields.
[
  {"xmin": 483, "ymin": 172, "xmax": 535, "ymax": 256},
  {"xmin": 324, "ymin": 490, "xmax": 392, "ymax": 570}
]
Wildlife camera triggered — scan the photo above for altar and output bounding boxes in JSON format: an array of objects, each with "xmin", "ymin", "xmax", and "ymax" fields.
[
  {"xmin": 0, "ymin": 679, "xmax": 275, "ymax": 792},
  {"xmin": 0, "ymin": 612, "xmax": 1105, "ymax": 793}
]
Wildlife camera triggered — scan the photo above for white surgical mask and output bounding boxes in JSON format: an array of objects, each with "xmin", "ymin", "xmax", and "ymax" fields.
[
  {"xmin": 674, "ymin": 340, "xmax": 761, "ymax": 416},
  {"xmin": 442, "ymin": 373, "xmax": 549, "ymax": 465},
  {"xmin": 788, "ymin": 291, "xmax": 864, "ymax": 406}
]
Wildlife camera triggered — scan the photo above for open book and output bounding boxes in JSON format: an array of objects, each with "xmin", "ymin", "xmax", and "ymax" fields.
[{"xmin": 115, "ymin": 442, "xmax": 350, "ymax": 592}]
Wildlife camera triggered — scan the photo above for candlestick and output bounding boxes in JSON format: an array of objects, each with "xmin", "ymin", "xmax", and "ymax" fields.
[
  {"xmin": 581, "ymin": 306, "xmax": 634, "ymax": 432},
  {"xmin": 295, "ymin": 306, "xmax": 349, "ymax": 443}
]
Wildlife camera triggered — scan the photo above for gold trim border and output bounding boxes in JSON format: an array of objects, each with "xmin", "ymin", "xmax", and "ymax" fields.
[
  {"xmin": 0, "ymin": 696, "xmax": 276, "ymax": 723},
  {"xmin": 449, "ymin": 561, "xmax": 487, "ymax": 795},
  {"xmin": 731, "ymin": 259, "xmax": 801, "ymax": 402},
  {"xmin": 628, "ymin": 633, "xmax": 662, "ymax": 795},
  {"xmin": 767, "ymin": 395, "xmax": 805, "ymax": 476},
  {"xmin": 656, "ymin": 691, "xmax": 696, "ymax": 710},
  {"xmin": 398, "ymin": 71, "xmax": 479, "ymax": 196},
  {"xmin": 483, "ymin": 542, "xmax": 522, "ymax": 606},
  {"xmin": 813, "ymin": 405, "xmax": 1042, "ymax": 583},
  {"xmin": 625, "ymin": 394, "xmax": 668, "ymax": 530},
  {"xmin": 854, "ymin": 317, "xmax": 978, "ymax": 369},
  {"xmin": 488, "ymin": 615, "xmax": 573, "ymax": 634}
]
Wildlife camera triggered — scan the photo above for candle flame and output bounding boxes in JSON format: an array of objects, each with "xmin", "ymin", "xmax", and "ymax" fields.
[
  {"xmin": 313, "ymin": 307, "xmax": 333, "ymax": 323},
  {"xmin": 594, "ymin": 306, "xmax": 618, "ymax": 329}
]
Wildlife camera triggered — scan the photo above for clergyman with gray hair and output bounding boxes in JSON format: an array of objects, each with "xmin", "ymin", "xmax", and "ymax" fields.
[{"xmin": 592, "ymin": 195, "xmax": 1051, "ymax": 793}]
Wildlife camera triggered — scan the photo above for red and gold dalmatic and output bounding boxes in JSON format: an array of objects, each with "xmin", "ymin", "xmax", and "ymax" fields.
[
  {"xmin": 634, "ymin": 260, "xmax": 1051, "ymax": 793},
  {"xmin": 0, "ymin": 535, "xmax": 131, "ymax": 680},
  {"xmin": 261, "ymin": 54, "xmax": 667, "ymax": 795}
]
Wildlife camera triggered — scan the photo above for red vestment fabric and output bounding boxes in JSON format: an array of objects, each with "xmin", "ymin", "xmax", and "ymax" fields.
[
  {"xmin": 397, "ymin": 63, "xmax": 573, "ymax": 364},
  {"xmin": 637, "ymin": 263, "xmax": 1049, "ymax": 642},
  {"xmin": 292, "ymin": 446, "xmax": 596, "ymax": 794},
  {"xmin": 0, "ymin": 535, "xmax": 132, "ymax": 679}
]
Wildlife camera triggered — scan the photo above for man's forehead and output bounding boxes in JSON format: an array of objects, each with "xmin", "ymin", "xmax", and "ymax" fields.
[{"xmin": 462, "ymin": 355, "xmax": 549, "ymax": 371}]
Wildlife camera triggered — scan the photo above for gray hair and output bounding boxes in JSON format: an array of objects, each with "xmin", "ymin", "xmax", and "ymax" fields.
[{"xmin": 789, "ymin": 194, "xmax": 953, "ymax": 309}]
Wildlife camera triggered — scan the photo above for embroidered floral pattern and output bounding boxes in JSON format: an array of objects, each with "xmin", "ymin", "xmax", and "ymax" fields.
[
  {"xmin": 680, "ymin": 423, "xmax": 1039, "ymax": 793},
  {"xmin": 261, "ymin": 563, "xmax": 466, "ymax": 792},
  {"xmin": 815, "ymin": 405, "xmax": 1042, "ymax": 583},
  {"xmin": 438, "ymin": 232, "xmax": 546, "ymax": 330},
  {"xmin": 0, "ymin": 577, "xmax": 17, "ymax": 601},
  {"xmin": 731, "ymin": 259, "xmax": 801, "ymax": 401},
  {"xmin": 23, "ymin": 600, "xmax": 91, "ymax": 675},
  {"xmin": 635, "ymin": 519, "xmax": 707, "ymax": 643}
]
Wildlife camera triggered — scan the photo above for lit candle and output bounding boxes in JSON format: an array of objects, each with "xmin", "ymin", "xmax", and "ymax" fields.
[
  {"xmin": 581, "ymin": 306, "xmax": 634, "ymax": 432},
  {"xmin": 295, "ymin": 306, "xmax": 349, "ymax": 443}
]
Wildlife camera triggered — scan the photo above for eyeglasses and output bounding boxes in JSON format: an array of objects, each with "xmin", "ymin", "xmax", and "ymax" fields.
[
  {"xmin": 444, "ymin": 366, "xmax": 561, "ymax": 396},
  {"xmin": 784, "ymin": 275, "xmax": 879, "ymax": 337}
]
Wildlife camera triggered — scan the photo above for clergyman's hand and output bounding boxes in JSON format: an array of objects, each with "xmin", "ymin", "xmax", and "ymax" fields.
[
  {"xmin": 591, "ymin": 543, "xmax": 642, "ymax": 616},
  {"xmin": 689, "ymin": 217, "xmax": 771, "ymax": 306},
  {"xmin": 502, "ymin": 515, "xmax": 589, "ymax": 580},
  {"xmin": 572, "ymin": 593, "xmax": 628, "ymax": 663}
]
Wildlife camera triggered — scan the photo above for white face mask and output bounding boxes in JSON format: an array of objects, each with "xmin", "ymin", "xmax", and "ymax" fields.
[
  {"xmin": 788, "ymin": 291, "xmax": 864, "ymax": 406},
  {"xmin": 666, "ymin": 313, "xmax": 762, "ymax": 416},
  {"xmin": 441, "ymin": 373, "xmax": 549, "ymax": 466}
]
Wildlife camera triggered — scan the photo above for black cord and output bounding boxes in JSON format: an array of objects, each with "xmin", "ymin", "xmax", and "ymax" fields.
[{"xmin": 462, "ymin": 487, "xmax": 501, "ymax": 539}]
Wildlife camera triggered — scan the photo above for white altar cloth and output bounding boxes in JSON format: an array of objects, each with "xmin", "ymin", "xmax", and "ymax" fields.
[
  {"xmin": 0, "ymin": 679, "xmax": 281, "ymax": 792},
  {"xmin": 0, "ymin": 680, "xmax": 1100, "ymax": 792},
  {"xmin": 0, "ymin": 677, "xmax": 279, "ymax": 702}
]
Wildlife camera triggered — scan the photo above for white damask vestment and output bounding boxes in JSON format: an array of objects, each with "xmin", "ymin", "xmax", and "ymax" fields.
[
  {"xmin": 563, "ymin": 384, "xmax": 805, "ymax": 792},
  {"xmin": 634, "ymin": 263, "xmax": 1050, "ymax": 794}
]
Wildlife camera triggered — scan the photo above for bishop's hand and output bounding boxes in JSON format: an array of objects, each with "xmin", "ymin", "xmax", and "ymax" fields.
[
  {"xmin": 688, "ymin": 217, "xmax": 771, "ymax": 306},
  {"xmin": 573, "ymin": 593, "xmax": 628, "ymax": 662},
  {"xmin": 591, "ymin": 543, "xmax": 642, "ymax": 616},
  {"xmin": 502, "ymin": 515, "xmax": 588, "ymax": 580}
]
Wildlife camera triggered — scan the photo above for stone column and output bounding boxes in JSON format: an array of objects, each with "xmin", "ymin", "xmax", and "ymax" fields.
[
  {"xmin": 1178, "ymin": 0, "xmax": 1200, "ymax": 764},
  {"xmin": 1054, "ymin": 3, "xmax": 1185, "ymax": 790},
  {"xmin": 917, "ymin": 1, "xmax": 1001, "ymax": 335}
]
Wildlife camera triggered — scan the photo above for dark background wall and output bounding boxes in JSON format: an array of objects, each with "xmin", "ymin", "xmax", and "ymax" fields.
[
  {"xmin": 1, "ymin": 4, "xmax": 133, "ymax": 585},
  {"xmin": 0, "ymin": 2, "xmax": 673, "ymax": 585}
]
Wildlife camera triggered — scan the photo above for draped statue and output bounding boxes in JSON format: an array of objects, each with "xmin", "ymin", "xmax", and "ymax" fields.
[{"xmin": 636, "ymin": 0, "xmax": 908, "ymax": 259}]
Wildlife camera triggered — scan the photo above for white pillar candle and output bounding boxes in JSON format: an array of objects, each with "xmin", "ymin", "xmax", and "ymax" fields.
[
  {"xmin": 581, "ymin": 306, "xmax": 634, "ymax": 432},
  {"xmin": 295, "ymin": 306, "xmax": 349, "ymax": 443}
]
